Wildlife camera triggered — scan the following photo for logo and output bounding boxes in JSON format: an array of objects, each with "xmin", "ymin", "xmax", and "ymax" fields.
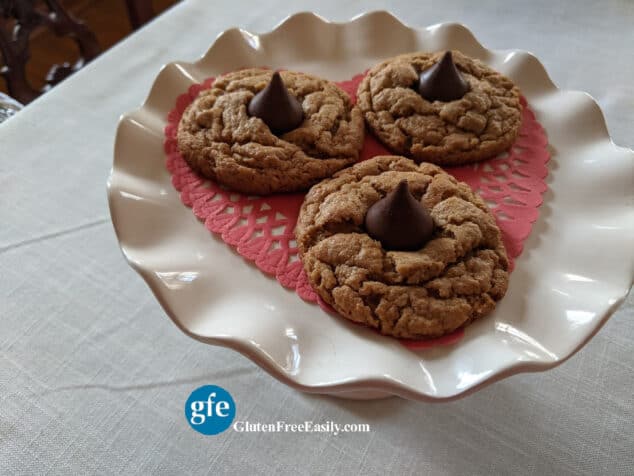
[{"xmin": 185, "ymin": 385, "xmax": 236, "ymax": 435}]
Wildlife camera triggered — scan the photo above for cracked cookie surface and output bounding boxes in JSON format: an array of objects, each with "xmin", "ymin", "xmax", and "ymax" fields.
[
  {"xmin": 357, "ymin": 51, "xmax": 522, "ymax": 166},
  {"xmin": 296, "ymin": 156, "xmax": 509, "ymax": 339},
  {"xmin": 177, "ymin": 68, "xmax": 365, "ymax": 195}
]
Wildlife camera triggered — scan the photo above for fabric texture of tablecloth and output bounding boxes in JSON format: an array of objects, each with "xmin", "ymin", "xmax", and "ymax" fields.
[{"xmin": 1, "ymin": 0, "xmax": 632, "ymax": 474}]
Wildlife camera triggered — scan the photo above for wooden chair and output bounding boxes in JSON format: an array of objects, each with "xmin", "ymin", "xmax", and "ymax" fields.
[
  {"xmin": 0, "ymin": 0, "xmax": 156, "ymax": 105},
  {"xmin": 125, "ymin": 0, "xmax": 155, "ymax": 30},
  {"xmin": 0, "ymin": 0, "xmax": 100, "ymax": 104}
]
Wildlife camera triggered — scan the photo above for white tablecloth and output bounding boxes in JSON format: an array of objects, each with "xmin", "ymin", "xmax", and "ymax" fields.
[{"xmin": 1, "ymin": 0, "xmax": 632, "ymax": 474}]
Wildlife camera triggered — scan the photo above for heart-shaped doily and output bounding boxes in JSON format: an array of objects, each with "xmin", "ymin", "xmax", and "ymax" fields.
[{"xmin": 164, "ymin": 73, "xmax": 549, "ymax": 349}]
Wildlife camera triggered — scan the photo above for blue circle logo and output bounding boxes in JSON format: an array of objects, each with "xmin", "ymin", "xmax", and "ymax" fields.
[{"xmin": 185, "ymin": 385, "xmax": 236, "ymax": 435}]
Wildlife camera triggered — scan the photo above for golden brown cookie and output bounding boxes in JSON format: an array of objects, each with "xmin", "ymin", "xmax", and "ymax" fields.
[
  {"xmin": 357, "ymin": 51, "xmax": 522, "ymax": 166},
  {"xmin": 296, "ymin": 156, "xmax": 509, "ymax": 339},
  {"xmin": 177, "ymin": 68, "xmax": 365, "ymax": 195}
]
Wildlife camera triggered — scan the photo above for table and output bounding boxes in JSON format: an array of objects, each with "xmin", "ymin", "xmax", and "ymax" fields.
[{"xmin": 1, "ymin": 1, "xmax": 632, "ymax": 474}]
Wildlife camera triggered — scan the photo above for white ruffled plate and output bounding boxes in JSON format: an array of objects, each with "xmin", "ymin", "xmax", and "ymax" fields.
[{"xmin": 108, "ymin": 11, "xmax": 634, "ymax": 401}]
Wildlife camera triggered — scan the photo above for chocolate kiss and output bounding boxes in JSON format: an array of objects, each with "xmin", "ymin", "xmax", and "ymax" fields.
[
  {"xmin": 418, "ymin": 51, "xmax": 470, "ymax": 102},
  {"xmin": 247, "ymin": 71, "xmax": 304, "ymax": 134},
  {"xmin": 364, "ymin": 180, "xmax": 435, "ymax": 251}
]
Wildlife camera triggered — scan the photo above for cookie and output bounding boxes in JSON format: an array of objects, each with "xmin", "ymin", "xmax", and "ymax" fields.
[
  {"xmin": 177, "ymin": 68, "xmax": 365, "ymax": 195},
  {"xmin": 357, "ymin": 51, "xmax": 522, "ymax": 166},
  {"xmin": 296, "ymin": 155, "xmax": 509, "ymax": 339}
]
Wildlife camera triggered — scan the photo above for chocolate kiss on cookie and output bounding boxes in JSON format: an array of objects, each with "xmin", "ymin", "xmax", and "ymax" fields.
[
  {"xmin": 418, "ymin": 51, "xmax": 470, "ymax": 102},
  {"xmin": 365, "ymin": 180, "xmax": 434, "ymax": 251},
  {"xmin": 248, "ymin": 71, "xmax": 304, "ymax": 134}
]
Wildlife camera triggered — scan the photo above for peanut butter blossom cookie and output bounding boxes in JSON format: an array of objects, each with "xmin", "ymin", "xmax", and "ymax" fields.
[
  {"xmin": 357, "ymin": 51, "xmax": 522, "ymax": 166},
  {"xmin": 296, "ymin": 156, "xmax": 509, "ymax": 339},
  {"xmin": 177, "ymin": 69, "xmax": 365, "ymax": 195}
]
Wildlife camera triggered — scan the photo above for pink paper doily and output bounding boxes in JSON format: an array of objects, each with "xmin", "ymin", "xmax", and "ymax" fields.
[{"xmin": 164, "ymin": 74, "xmax": 549, "ymax": 349}]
